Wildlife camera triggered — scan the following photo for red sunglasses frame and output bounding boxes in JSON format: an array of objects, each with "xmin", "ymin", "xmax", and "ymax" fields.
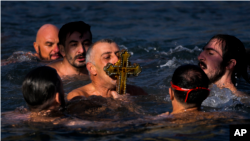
[{"xmin": 170, "ymin": 81, "xmax": 210, "ymax": 103}]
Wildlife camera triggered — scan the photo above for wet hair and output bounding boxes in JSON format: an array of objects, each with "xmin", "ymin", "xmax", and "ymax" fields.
[
  {"xmin": 22, "ymin": 66, "xmax": 65, "ymax": 112},
  {"xmin": 86, "ymin": 38, "xmax": 115, "ymax": 64},
  {"xmin": 58, "ymin": 21, "xmax": 92, "ymax": 47},
  {"xmin": 209, "ymin": 34, "xmax": 250, "ymax": 85},
  {"xmin": 171, "ymin": 64, "xmax": 210, "ymax": 106}
]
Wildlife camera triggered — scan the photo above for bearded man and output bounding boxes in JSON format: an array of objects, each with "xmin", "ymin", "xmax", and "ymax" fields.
[
  {"xmin": 48, "ymin": 21, "xmax": 92, "ymax": 78},
  {"xmin": 198, "ymin": 34, "xmax": 250, "ymax": 96}
]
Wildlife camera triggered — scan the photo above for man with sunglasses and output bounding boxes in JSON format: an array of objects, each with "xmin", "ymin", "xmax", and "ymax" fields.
[{"xmin": 168, "ymin": 64, "xmax": 210, "ymax": 114}]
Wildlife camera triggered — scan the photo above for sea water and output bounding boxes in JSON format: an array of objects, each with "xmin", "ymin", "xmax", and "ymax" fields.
[{"xmin": 1, "ymin": 1, "xmax": 250, "ymax": 140}]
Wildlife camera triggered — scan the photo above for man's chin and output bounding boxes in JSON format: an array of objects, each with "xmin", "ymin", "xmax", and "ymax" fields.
[
  {"xmin": 72, "ymin": 63, "xmax": 86, "ymax": 68},
  {"xmin": 208, "ymin": 71, "xmax": 225, "ymax": 84},
  {"xmin": 110, "ymin": 79, "xmax": 117, "ymax": 86}
]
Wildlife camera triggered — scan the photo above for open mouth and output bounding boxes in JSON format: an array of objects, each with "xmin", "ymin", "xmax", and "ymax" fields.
[
  {"xmin": 76, "ymin": 56, "xmax": 85, "ymax": 62},
  {"xmin": 199, "ymin": 61, "xmax": 207, "ymax": 70},
  {"xmin": 50, "ymin": 54, "xmax": 61, "ymax": 60}
]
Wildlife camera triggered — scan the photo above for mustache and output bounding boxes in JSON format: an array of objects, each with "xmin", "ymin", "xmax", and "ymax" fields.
[
  {"xmin": 74, "ymin": 54, "xmax": 85, "ymax": 59},
  {"xmin": 198, "ymin": 61, "xmax": 207, "ymax": 69}
]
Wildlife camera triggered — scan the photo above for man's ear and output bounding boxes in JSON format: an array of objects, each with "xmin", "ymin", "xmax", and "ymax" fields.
[
  {"xmin": 33, "ymin": 42, "xmax": 39, "ymax": 53},
  {"xmin": 169, "ymin": 87, "xmax": 174, "ymax": 100},
  {"xmin": 86, "ymin": 62, "xmax": 97, "ymax": 75},
  {"xmin": 59, "ymin": 45, "xmax": 66, "ymax": 57},
  {"xmin": 226, "ymin": 59, "xmax": 236, "ymax": 70},
  {"xmin": 55, "ymin": 92, "xmax": 61, "ymax": 105}
]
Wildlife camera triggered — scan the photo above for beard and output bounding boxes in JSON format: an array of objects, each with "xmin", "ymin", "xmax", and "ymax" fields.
[
  {"xmin": 66, "ymin": 53, "xmax": 86, "ymax": 68},
  {"xmin": 199, "ymin": 61, "xmax": 226, "ymax": 84},
  {"xmin": 38, "ymin": 46, "xmax": 47, "ymax": 60}
]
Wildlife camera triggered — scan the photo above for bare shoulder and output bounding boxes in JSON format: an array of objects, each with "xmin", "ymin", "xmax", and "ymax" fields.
[
  {"xmin": 127, "ymin": 84, "xmax": 148, "ymax": 96},
  {"xmin": 47, "ymin": 60, "xmax": 63, "ymax": 76},
  {"xmin": 67, "ymin": 84, "xmax": 91, "ymax": 101}
]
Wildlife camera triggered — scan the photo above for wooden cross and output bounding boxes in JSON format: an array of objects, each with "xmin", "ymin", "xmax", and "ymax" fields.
[{"xmin": 104, "ymin": 49, "xmax": 142, "ymax": 94}]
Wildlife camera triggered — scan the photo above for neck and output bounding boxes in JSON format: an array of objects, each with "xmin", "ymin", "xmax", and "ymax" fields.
[
  {"xmin": 171, "ymin": 100, "xmax": 199, "ymax": 114},
  {"xmin": 171, "ymin": 106, "xmax": 199, "ymax": 115},
  {"xmin": 91, "ymin": 80, "xmax": 115, "ymax": 97},
  {"xmin": 214, "ymin": 71, "xmax": 236, "ymax": 92},
  {"xmin": 62, "ymin": 58, "xmax": 88, "ymax": 75}
]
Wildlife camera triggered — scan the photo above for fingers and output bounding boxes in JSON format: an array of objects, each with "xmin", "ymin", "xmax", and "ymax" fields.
[{"xmin": 111, "ymin": 91, "xmax": 119, "ymax": 99}]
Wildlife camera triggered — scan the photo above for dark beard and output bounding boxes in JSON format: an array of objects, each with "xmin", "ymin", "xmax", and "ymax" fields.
[
  {"xmin": 209, "ymin": 63, "xmax": 226, "ymax": 84},
  {"xmin": 38, "ymin": 46, "xmax": 46, "ymax": 60},
  {"xmin": 66, "ymin": 53, "xmax": 86, "ymax": 68}
]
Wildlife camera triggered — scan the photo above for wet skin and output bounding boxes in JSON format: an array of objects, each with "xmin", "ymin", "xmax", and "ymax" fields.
[
  {"xmin": 67, "ymin": 42, "xmax": 147, "ymax": 100},
  {"xmin": 198, "ymin": 39, "xmax": 225, "ymax": 83},
  {"xmin": 64, "ymin": 31, "xmax": 92, "ymax": 68},
  {"xmin": 34, "ymin": 24, "xmax": 61, "ymax": 61},
  {"xmin": 48, "ymin": 31, "xmax": 91, "ymax": 77}
]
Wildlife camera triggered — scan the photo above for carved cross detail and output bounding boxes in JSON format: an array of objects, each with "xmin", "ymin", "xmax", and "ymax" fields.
[{"xmin": 104, "ymin": 49, "xmax": 141, "ymax": 94}]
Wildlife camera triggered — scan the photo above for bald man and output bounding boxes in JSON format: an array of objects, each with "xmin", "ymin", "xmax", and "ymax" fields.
[
  {"xmin": 1, "ymin": 24, "xmax": 62, "ymax": 66},
  {"xmin": 33, "ymin": 24, "xmax": 62, "ymax": 60}
]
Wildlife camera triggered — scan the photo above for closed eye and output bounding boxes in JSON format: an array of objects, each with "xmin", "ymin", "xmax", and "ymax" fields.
[
  {"xmin": 104, "ymin": 56, "xmax": 111, "ymax": 59},
  {"xmin": 70, "ymin": 43, "xmax": 78, "ymax": 47},
  {"xmin": 46, "ymin": 42, "xmax": 53, "ymax": 47}
]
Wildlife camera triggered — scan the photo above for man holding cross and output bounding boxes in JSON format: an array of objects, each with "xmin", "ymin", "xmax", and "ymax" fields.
[{"xmin": 67, "ymin": 39, "xmax": 147, "ymax": 100}]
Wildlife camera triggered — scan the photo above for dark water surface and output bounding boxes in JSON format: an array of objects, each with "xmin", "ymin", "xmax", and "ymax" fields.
[{"xmin": 1, "ymin": 1, "xmax": 250, "ymax": 140}]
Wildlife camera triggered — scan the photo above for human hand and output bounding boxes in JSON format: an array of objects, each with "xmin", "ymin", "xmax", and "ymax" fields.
[{"xmin": 110, "ymin": 91, "xmax": 131, "ymax": 100}]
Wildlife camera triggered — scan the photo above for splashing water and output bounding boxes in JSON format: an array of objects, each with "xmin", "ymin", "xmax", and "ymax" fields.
[
  {"xmin": 202, "ymin": 84, "xmax": 242, "ymax": 108},
  {"xmin": 160, "ymin": 45, "xmax": 201, "ymax": 56}
]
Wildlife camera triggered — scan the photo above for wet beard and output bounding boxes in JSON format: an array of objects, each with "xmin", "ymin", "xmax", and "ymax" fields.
[
  {"xmin": 208, "ymin": 64, "xmax": 226, "ymax": 84},
  {"xmin": 66, "ymin": 54, "xmax": 86, "ymax": 68}
]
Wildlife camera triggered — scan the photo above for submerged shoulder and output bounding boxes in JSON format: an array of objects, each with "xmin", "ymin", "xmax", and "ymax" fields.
[
  {"xmin": 127, "ymin": 84, "xmax": 148, "ymax": 96},
  {"xmin": 67, "ymin": 85, "xmax": 91, "ymax": 101}
]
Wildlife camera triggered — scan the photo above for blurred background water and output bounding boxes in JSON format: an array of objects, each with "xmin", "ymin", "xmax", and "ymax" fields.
[{"xmin": 1, "ymin": 1, "xmax": 250, "ymax": 140}]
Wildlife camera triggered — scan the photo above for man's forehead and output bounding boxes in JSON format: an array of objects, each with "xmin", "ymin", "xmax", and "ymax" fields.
[
  {"xmin": 204, "ymin": 39, "xmax": 223, "ymax": 54},
  {"xmin": 93, "ymin": 42, "xmax": 119, "ymax": 55}
]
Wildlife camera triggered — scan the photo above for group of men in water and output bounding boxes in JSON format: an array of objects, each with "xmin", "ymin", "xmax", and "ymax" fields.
[{"xmin": 3, "ymin": 21, "xmax": 250, "ymax": 119}]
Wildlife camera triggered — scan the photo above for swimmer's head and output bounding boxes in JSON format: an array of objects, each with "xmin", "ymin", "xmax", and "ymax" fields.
[
  {"xmin": 198, "ymin": 34, "xmax": 249, "ymax": 85},
  {"xmin": 33, "ymin": 24, "xmax": 62, "ymax": 61},
  {"xmin": 57, "ymin": 21, "xmax": 92, "ymax": 68},
  {"xmin": 170, "ymin": 64, "xmax": 210, "ymax": 108},
  {"xmin": 22, "ymin": 66, "xmax": 65, "ymax": 112},
  {"xmin": 86, "ymin": 39, "xmax": 120, "ymax": 89}
]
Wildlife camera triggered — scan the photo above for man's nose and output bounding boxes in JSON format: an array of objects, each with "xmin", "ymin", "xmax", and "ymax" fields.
[
  {"xmin": 112, "ymin": 55, "xmax": 119, "ymax": 65},
  {"xmin": 53, "ymin": 44, "xmax": 59, "ymax": 53},
  {"xmin": 198, "ymin": 51, "xmax": 205, "ymax": 61},
  {"xmin": 77, "ymin": 44, "xmax": 85, "ymax": 54}
]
